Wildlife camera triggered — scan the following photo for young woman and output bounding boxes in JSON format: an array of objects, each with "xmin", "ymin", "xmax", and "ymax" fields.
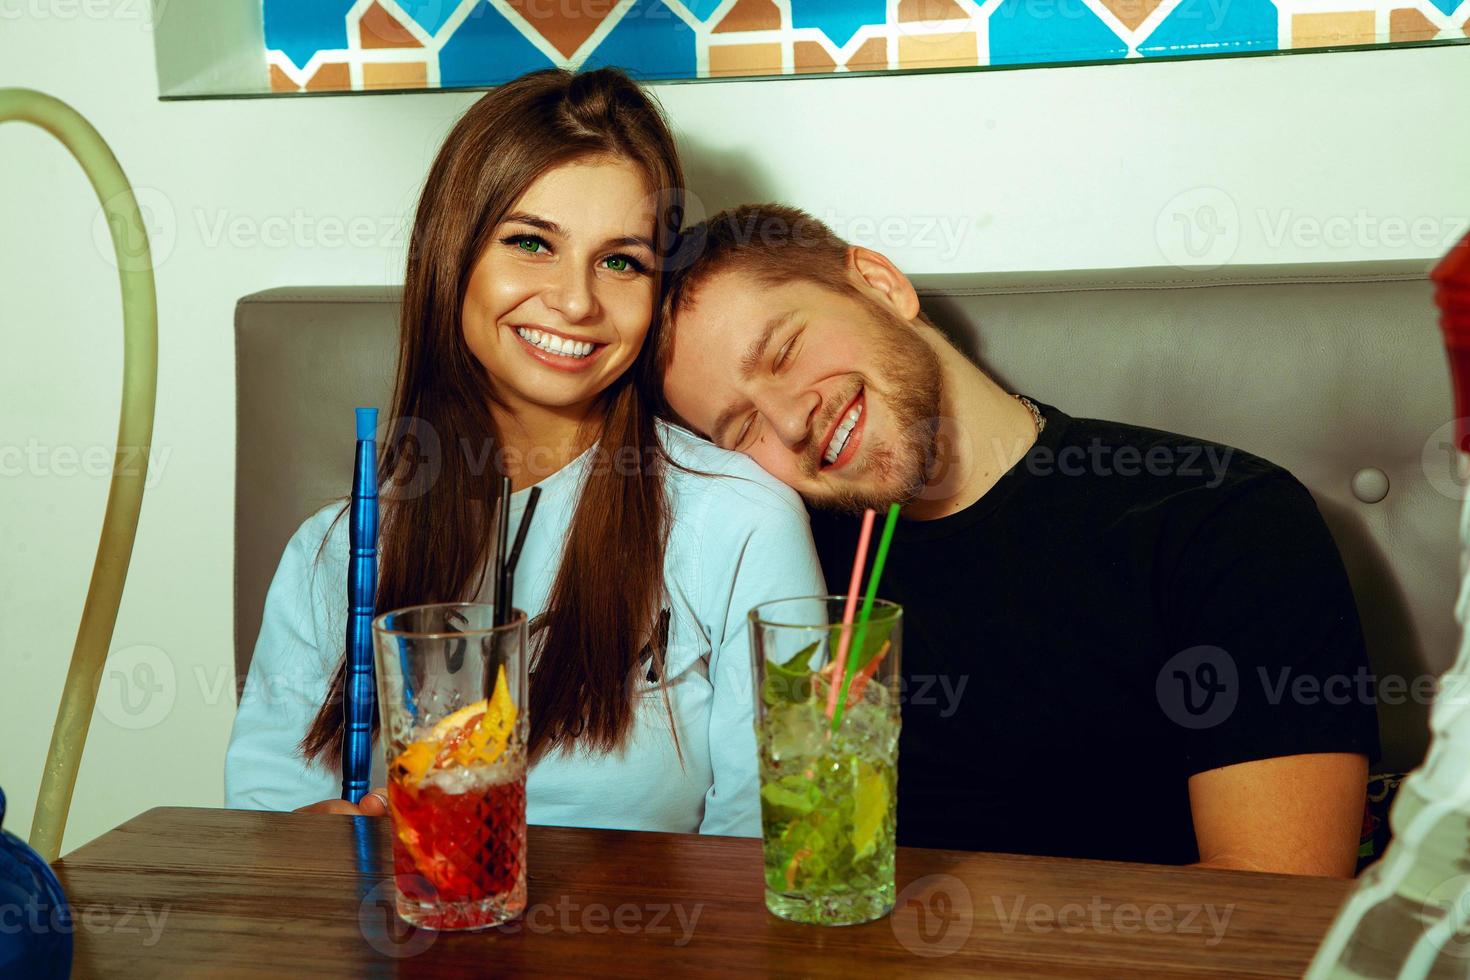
[{"xmin": 223, "ymin": 68, "xmax": 825, "ymax": 836}]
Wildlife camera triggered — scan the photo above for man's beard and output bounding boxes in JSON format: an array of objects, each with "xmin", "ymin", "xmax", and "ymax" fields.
[{"xmin": 804, "ymin": 301, "xmax": 942, "ymax": 515}]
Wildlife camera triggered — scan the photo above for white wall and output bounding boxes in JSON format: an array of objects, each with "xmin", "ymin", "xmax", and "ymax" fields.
[{"xmin": 1, "ymin": 6, "xmax": 1467, "ymax": 854}]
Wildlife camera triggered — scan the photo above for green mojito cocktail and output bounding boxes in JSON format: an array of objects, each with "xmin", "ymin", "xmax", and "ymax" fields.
[{"xmin": 749, "ymin": 596, "xmax": 902, "ymax": 926}]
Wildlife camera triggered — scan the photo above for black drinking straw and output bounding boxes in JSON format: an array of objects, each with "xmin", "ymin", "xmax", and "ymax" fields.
[
  {"xmin": 502, "ymin": 486, "xmax": 541, "ymax": 620},
  {"xmin": 493, "ymin": 475, "xmax": 512, "ymax": 627}
]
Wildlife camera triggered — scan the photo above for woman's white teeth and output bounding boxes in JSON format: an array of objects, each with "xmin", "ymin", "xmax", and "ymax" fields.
[
  {"xmin": 515, "ymin": 327, "xmax": 594, "ymax": 358},
  {"xmin": 824, "ymin": 400, "xmax": 863, "ymax": 465}
]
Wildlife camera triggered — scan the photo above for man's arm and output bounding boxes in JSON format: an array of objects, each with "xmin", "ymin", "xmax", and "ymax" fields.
[
  {"xmin": 1188, "ymin": 752, "xmax": 1367, "ymax": 877},
  {"xmin": 1156, "ymin": 466, "xmax": 1379, "ymax": 878}
]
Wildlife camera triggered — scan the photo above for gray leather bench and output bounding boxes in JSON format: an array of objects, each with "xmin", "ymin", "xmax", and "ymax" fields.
[{"xmin": 235, "ymin": 260, "xmax": 1457, "ymax": 775}]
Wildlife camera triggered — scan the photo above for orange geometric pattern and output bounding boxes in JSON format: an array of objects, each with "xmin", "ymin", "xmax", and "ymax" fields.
[
  {"xmin": 268, "ymin": 64, "xmax": 297, "ymax": 93},
  {"xmin": 304, "ymin": 62, "xmax": 351, "ymax": 91},
  {"xmin": 896, "ymin": 0, "xmax": 968, "ymax": 22},
  {"xmin": 1096, "ymin": 0, "xmax": 1165, "ymax": 32},
  {"xmin": 898, "ymin": 30, "xmax": 977, "ymax": 67},
  {"xmin": 709, "ymin": 42, "xmax": 784, "ymax": 74},
  {"xmin": 504, "ymin": 0, "xmax": 625, "ymax": 58},
  {"xmin": 793, "ymin": 41, "xmax": 838, "ymax": 72},
  {"xmin": 714, "ymin": 0, "xmax": 783, "ymax": 32},
  {"xmin": 360, "ymin": 2, "xmax": 422, "ymax": 48},
  {"xmin": 364, "ymin": 62, "xmax": 430, "ymax": 87},
  {"xmin": 1389, "ymin": 6, "xmax": 1440, "ymax": 38},
  {"xmin": 1291, "ymin": 10, "xmax": 1377, "ymax": 47},
  {"xmin": 846, "ymin": 36, "xmax": 889, "ymax": 70}
]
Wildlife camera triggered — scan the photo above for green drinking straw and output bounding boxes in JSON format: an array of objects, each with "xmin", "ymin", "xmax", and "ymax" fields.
[{"xmin": 830, "ymin": 502, "xmax": 901, "ymax": 732}]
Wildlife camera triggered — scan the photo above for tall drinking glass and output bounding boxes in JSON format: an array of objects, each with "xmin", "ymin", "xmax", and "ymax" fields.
[
  {"xmin": 749, "ymin": 596, "xmax": 902, "ymax": 926},
  {"xmin": 372, "ymin": 602, "xmax": 528, "ymax": 931}
]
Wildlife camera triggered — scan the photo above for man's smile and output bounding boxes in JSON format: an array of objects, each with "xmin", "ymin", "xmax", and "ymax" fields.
[{"xmin": 820, "ymin": 389, "xmax": 865, "ymax": 471}]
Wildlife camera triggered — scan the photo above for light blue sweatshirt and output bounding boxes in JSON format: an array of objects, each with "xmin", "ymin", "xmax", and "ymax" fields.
[{"xmin": 223, "ymin": 421, "xmax": 826, "ymax": 836}]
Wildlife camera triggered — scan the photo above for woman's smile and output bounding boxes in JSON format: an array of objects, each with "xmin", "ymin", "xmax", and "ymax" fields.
[{"xmin": 508, "ymin": 323, "xmax": 609, "ymax": 372}]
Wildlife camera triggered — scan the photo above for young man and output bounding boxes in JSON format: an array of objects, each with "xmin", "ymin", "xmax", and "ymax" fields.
[{"xmin": 657, "ymin": 204, "xmax": 1379, "ymax": 876}]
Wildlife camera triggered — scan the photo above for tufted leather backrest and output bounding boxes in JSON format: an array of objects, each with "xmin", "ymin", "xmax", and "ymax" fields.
[{"xmin": 235, "ymin": 261, "xmax": 1457, "ymax": 773}]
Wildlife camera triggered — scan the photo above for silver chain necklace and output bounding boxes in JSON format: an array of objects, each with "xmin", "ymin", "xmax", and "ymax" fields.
[{"xmin": 1015, "ymin": 394, "xmax": 1046, "ymax": 435}]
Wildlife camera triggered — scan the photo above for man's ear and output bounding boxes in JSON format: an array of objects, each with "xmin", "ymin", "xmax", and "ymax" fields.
[{"xmin": 846, "ymin": 246, "xmax": 921, "ymax": 321}]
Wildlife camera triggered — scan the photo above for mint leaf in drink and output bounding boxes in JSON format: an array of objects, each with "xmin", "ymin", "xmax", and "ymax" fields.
[
  {"xmin": 760, "ymin": 774, "xmax": 821, "ymax": 816},
  {"xmin": 777, "ymin": 640, "xmax": 820, "ymax": 669},
  {"xmin": 763, "ymin": 640, "xmax": 820, "ymax": 707},
  {"xmin": 836, "ymin": 606, "xmax": 898, "ymax": 677}
]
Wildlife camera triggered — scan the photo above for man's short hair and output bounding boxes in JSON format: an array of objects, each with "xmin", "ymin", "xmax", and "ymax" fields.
[{"xmin": 655, "ymin": 203, "xmax": 856, "ymax": 382}]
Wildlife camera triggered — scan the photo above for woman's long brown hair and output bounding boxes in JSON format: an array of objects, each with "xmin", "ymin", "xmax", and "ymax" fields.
[{"xmin": 300, "ymin": 68, "xmax": 684, "ymax": 769}]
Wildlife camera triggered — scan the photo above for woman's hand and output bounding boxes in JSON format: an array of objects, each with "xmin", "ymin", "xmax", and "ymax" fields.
[{"xmin": 294, "ymin": 787, "xmax": 390, "ymax": 816}]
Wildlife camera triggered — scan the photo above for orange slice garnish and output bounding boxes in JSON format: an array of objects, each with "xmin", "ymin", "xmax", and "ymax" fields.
[
  {"xmin": 432, "ymin": 700, "xmax": 488, "ymax": 740},
  {"xmin": 389, "ymin": 665, "xmax": 518, "ymax": 784},
  {"xmin": 459, "ymin": 664, "xmax": 516, "ymax": 765},
  {"xmin": 389, "ymin": 739, "xmax": 437, "ymax": 785}
]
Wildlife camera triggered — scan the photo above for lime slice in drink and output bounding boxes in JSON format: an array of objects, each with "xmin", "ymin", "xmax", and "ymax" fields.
[{"xmin": 852, "ymin": 761, "xmax": 888, "ymax": 859}]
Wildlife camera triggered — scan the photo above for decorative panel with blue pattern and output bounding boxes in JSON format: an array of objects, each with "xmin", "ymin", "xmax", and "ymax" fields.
[{"xmin": 262, "ymin": 0, "xmax": 1469, "ymax": 92}]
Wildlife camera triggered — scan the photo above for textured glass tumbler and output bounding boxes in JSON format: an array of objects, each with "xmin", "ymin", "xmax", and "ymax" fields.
[
  {"xmin": 749, "ymin": 596, "xmax": 903, "ymax": 926},
  {"xmin": 373, "ymin": 602, "xmax": 529, "ymax": 931}
]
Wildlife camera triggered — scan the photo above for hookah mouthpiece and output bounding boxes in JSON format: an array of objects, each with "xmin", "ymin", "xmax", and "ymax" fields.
[{"xmin": 342, "ymin": 407, "xmax": 379, "ymax": 804}]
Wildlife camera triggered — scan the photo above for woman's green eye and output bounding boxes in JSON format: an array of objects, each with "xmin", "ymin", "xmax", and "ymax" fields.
[
  {"xmin": 518, "ymin": 238, "xmax": 542, "ymax": 253},
  {"xmin": 605, "ymin": 256, "xmax": 629, "ymax": 272}
]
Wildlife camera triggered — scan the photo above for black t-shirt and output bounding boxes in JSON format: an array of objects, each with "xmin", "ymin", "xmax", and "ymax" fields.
[{"xmin": 808, "ymin": 400, "xmax": 1381, "ymax": 865}]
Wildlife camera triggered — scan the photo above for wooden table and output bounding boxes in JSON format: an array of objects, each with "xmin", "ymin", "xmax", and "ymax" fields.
[{"xmin": 51, "ymin": 807, "xmax": 1350, "ymax": 978}]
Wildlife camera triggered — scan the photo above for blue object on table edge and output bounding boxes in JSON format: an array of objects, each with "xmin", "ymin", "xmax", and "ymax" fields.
[{"xmin": 0, "ymin": 786, "xmax": 72, "ymax": 979}]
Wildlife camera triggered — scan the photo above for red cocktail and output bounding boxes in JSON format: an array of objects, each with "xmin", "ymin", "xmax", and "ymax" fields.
[
  {"xmin": 374, "ymin": 604, "xmax": 530, "ymax": 931},
  {"xmin": 388, "ymin": 767, "xmax": 527, "ymax": 929}
]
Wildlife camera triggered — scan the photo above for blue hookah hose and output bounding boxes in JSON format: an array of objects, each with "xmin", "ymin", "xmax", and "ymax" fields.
[{"xmin": 342, "ymin": 407, "xmax": 379, "ymax": 804}]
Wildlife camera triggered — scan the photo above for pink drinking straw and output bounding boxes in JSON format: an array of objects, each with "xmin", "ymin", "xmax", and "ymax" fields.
[{"xmin": 825, "ymin": 507, "xmax": 876, "ymax": 721}]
